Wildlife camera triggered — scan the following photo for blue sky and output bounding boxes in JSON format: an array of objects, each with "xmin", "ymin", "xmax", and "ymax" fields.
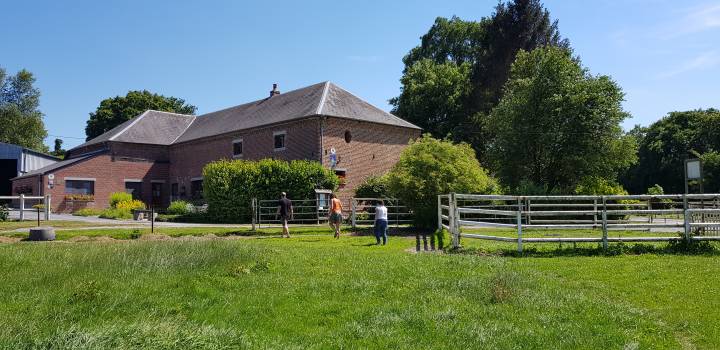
[{"xmin": 3, "ymin": 0, "xmax": 719, "ymax": 149}]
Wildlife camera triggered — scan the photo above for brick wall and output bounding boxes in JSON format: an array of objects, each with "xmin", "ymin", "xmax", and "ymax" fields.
[
  {"xmin": 321, "ymin": 117, "xmax": 420, "ymax": 199},
  {"xmin": 38, "ymin": 153, "xmax": 169, "ymax": 213},
  {"xmin": 168, "ymin": 118, "xmax": 322, "ymax": 200}
]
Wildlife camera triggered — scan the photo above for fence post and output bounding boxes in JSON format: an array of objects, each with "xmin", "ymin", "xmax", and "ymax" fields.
[
  {"xmin": 684, "ymin": 209, "xmax": 691, "ymax": 242},
  {"xmin": 593, "ymin": 198, "xmax": 598, "ymax": 227},
  {"xmin": 351, "ymin": 198, "xmax": 357, "ymax": 229},
  {"xmin": 601, "ymin": 196, "xmax": 608, "ymax": 250},
  {"xmin": 45, "ymin": 194, "xmax": 51, "ymax": 221},
  {"xmin": 449, "ymin": 193, "xmax": 459, "ymax": 249},
  {"xmin": 516, "ymin": 198, "xmax": 523, "ymax": 253},
  {"xmin": 437, "ymin": 195, "xmax": 442, "ymax": 232},
  {"xmin": 527, "ymin": 198, "xmax": 532, "ymax": 225},
  {"xmin": 19, "ymin": 194, "xmax": 25, "ymax": 221},
  {"xmin": 251, "ymin": 198, "xmax": 256, "ymax": 231}
]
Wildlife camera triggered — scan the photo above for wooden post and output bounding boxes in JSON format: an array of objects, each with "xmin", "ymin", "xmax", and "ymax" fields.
[
  {"xmin": 351, "ymin": 198, "xmax": 356, "ymax": 229},
  {"xmin": 437, "ymin": 195, "xmax": 442, "ymax": 232},
  {"xmin": 602, "ymin": 196, "xmax": 608, "ymax": 250},
  {"xmin": 527, "ymin": 198, "xmax": 532, "ymax": 225},
  {"xmin": 593, "ymin": 198, "xmax": 598, "ymax": 227},
  {"xmin": 684, "ymin": 209, "xmax": 691, "ymax": 242},
  {"xmin": 150, "ymin": 205, "xmax": 155, "ymax": 233},
  {"xmin": 19, "ymin": 194, "xmax": 25, "ymax": 221},
  {"xmin": 516, "ymin": 199, "xmax": 523, "ymax": 253},
  {"xmin": 45, "ymin": 195, "xmax": 51, "ymax": 220},
  {"xmin": 449, "ymin": 193, "xmax": 458, "ymax": 249},
  {"xmin": 251, "ymin": 198, "xmax": 256, "ymax": 231}
]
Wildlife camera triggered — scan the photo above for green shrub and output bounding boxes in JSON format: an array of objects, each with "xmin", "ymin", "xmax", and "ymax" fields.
[
  {"xmin": 167, "ymin": 200, "xmax": 191, "ymax": 215},
  {"xmin": 574, "ymin": 176, "xmax": 629, "ymax": 196},
  {"xmin": 73, "ymin": 208, "xmax": 103, "ymax": 216},
  {"xmin": 387, "ymin": 135, "xmax": 499, "ymax": 228},
  {"xmin": 203, "ymin": 159, "xmax": 338, "ymax": 223},
  {"xmin": 0, "ymin": 204, "xmax": 8, "ymax": 221},
  {"xmin": 115, "ymin": 199, "xmax": 145, "ymax": 211},
  {"xmin": 99, "ymin": 208, "xmax": 132, "ymax": 220},
  {"xmin": 109, "ymin": 192, "xmax": 133, "ymax": 208},
  {"xmin": 354, "ymin": 175, "xmax": 391, "ymax": 198}
]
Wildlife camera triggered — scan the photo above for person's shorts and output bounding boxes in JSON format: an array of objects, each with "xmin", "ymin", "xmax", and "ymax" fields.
[
  {"xmin": 330, "ymin": 212, "xmax": 343, "ymax": 224},
  {"xmin": 280, "ymin": 215, "xmax": 289, "ymax": 223}
]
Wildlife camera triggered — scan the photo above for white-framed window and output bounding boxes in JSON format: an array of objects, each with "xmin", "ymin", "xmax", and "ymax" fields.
[
  {"xmin": 64, "ymin": 178, "xmax": 95, "ymax": 195},
  {"xmin": 273, "ymin": 130, "xmax": 286, "ymax": 151},
  {"xmin": 233, "ymin": 138, "xmax": 243, "ymax": 158}
]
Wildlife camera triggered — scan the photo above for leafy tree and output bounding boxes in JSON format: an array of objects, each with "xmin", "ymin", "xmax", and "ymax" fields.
[
  {"xmin": 85, "ymin": 90, "xmax": 196, "ymax": 140},
  {"xmin": 701, "ymin": 152, "xmax": 720, "ymax": 193},
  {"xmin": 354, "ymin": 175, "xmax": 391, "ymax": 199},
  {"xmin": 52, "ymin": 138, "xmax": 65, "ymax": 158},
  {"xmin": 390, "ymin": 60, "xmax": 472, "ymax": 138},
  {"xmin": 0, "ymin": 67, "xmax": 48, "ymax": 151},
  {"xmin": 387, "ymin": 135, "xmax": 499, "ymax": 228},
  {"xmin": 392, "ymin": 1, "xmax": 568, "ymax": 162},
  {"xmin": 489, "ymin": 47, "xmax": 636, "ymax": 192},
  {"xmin": 621, "ymin": 109, "xmax": 720, "ymax": 194}
]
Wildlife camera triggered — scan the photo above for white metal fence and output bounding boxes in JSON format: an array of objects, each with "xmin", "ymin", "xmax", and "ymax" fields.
[
  {"xmin": 256, "ymin": 197, "xmax": 412, "ymax": 229},
  {"xmin": 0, "ymin": 194, "xmax": 52, "ymax": 221},
  {"xmin": 439, "ymin": 193, "xmax": 720, "ymax": 252}
]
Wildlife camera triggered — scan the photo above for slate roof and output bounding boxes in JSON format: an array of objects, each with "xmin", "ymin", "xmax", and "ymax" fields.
[
  {"xmin": 70, "ymin": 81, "xmax": 420, "ymax": 151},
  {"xmin": 72, "ymin": 110, "xmax": 196, "ymax": 150}
]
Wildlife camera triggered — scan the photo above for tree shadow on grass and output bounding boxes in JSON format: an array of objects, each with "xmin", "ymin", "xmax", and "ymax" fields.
[{"xmin": 450, "ymin": 240, "xmax": 720, "ymax": 258}]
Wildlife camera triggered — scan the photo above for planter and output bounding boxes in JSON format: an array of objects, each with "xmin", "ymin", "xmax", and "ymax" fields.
[{"xmin": 63, "ymin": 200, "xmax": 96, "ymax": 214}]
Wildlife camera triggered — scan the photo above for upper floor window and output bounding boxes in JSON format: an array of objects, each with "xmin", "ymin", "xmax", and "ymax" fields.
[
  {"xmin": 274, "ymin": 130, "xmax": 286, "ymax": 151},
  {"xmin": 65, "ymin": 179, "xmax": 95, "ymax": 195},
  {"xmin": 233, "ymin": 138, "xmax": 243, "ymax": 158}
]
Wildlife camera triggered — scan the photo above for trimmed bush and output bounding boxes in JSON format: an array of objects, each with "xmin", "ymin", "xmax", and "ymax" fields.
[
  {"xmin": 354, "ymin": 175, "xmax": 391, "ymax": 199},
  {"xmin": 109, "ymin": 192, "xmax": 133, "ymax": 208},
  {"xmin": 99, "ymin": 208, "xmax": 132, "ymax": 220},
  {"xmin": 387, "ymin": 135, "xmax": 499, "ymax": 228},
  {"xmin": 203, "ymin": 159, "xmax": 338, "ymax": 223},
  {"xmin": 73, "ymin": 208, "xmax": 103, "ymax": 217},
  {"xmin": 167, "ymin": 200, "xmax": 192, "ymax": 215}
]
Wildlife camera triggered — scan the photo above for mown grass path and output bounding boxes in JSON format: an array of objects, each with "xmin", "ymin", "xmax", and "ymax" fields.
[{"xmin": 0, "ymin": 228, "xmax": 718, "ymax": 349}]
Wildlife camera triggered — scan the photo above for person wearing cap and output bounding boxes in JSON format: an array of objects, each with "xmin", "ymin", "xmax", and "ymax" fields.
[{"xmin": 277, "ymin": 192, "xmax": 293, "ymax": 238}]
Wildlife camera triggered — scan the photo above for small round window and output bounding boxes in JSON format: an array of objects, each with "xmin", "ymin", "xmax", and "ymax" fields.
[{"xmin": 344, "ymin": 130, "xmax": 352, "ymax": 143}]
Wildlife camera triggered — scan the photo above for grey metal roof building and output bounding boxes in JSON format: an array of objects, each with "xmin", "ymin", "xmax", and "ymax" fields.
[{"xmin": 0, "ymin": 142, "xmax": 60, "ymax": 195}]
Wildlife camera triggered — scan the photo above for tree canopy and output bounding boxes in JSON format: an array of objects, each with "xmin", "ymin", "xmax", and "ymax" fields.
[
  {"xmin": 386, "ymin": 135, "xmax": 498, "ymax": 228},
  {"xmin": 621, "ymin": 109, "xmax": 720, "ymax": 193},
  {"xmin": 0, "ymin": 67, "xmax": 48, "ymax": 151},
  {"xmin": 391, "ymin": 0, "xmax": 568, "ymax": 162},
  {"xmin": 85, "ymin": 90, "xmax": 196, "ymax": 140},
  {"xmin": 489, "ymin": 47, "xmax": 636, "ymax": 192}
]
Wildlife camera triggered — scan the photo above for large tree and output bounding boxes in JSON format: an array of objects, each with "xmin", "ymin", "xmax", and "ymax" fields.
[
  {"xmin": 391, "ymin": 0, "xmax": 568, "ymax": 162},
  {"xmin": 0, "ymin": 67, "xmax": 48, "ymax": 151},
  {"xmin": 621, "ymin": 109, "xmax": 720, "ymax": 194},
  {"xmin": 85, "ymin": 90, "xmax": 196, "ymax": 140},
  {"xmin": 489, "ymin": 47, "xmax": 636, "ymax": 191}
]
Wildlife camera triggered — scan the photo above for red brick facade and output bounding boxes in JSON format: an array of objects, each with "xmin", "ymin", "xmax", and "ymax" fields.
[{"xmin": 13, "ymin": 116, "xmax": 419, "ymax": 213}]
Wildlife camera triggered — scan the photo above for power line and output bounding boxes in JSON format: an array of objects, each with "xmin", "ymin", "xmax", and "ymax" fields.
[{"xmin": 47, "ymin": 134, "xmax": 86, "ymax": 140}]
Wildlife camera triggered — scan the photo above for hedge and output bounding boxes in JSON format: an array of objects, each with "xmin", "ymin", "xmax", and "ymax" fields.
[{"xmin": 203, "ymin": 159, "xmax": 339, "ymax": 223}]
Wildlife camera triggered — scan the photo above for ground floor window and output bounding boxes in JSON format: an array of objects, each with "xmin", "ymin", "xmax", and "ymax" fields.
[
  {"xmin": 191, "ymin": 179, "xmax": 203, "ymax": 200},
  {"xmin": 65, "ymin": 179, "xmax": 94, "ymax": 195},
  {"xmin": 171, "ymin": 183, "xmax": 179, "ymax": 200},
  {"xmin": 125, "ymin": 181, "xmax": 143, "ymax": 200}
]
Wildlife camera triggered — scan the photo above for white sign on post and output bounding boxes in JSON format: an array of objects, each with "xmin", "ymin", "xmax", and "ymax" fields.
[{"xmin": 686, "ymin": 160, "xmax": 701, "ymax": 180}]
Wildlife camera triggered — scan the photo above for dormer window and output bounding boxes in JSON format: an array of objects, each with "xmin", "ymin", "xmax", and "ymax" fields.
[
  {"xmin": 274, "ymin": 131, "xmax": 286, "ymax": 151},
  {"xmin": 233, "ymin": 138, "xmax": 243, "ymax": 158}
]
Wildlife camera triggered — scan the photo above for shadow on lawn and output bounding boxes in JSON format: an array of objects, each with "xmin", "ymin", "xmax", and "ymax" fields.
[{"xmin": 452, "ymin": 240, "xmax": 720, "ymax": 258}]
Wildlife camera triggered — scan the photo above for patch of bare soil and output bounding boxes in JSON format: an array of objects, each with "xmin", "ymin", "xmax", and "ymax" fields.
[
  {"xmin": 0, "ymin": 236, "xmax": 21, "ymax": 243},
  {"xmin": 139, "ymin": 234, "xmax": 171, "ymax": 241},
  {"xmin": 68, "ymin": 236, "xmax": 92, "ymax": 242}
]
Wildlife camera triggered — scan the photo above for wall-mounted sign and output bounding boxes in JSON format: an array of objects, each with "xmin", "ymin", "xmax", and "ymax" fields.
[{"xmin": 48, "ymin": 173, "xmax": 55, "ymax": 189}]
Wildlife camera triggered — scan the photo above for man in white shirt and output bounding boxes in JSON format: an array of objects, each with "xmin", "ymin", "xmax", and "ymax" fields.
[{"xmin": 374, "ymin": 200, "xmax": 388, "ymax": 245}]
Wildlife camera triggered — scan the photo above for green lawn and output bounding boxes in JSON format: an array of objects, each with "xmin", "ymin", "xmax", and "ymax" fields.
[
  {"xmin": 0, "ymin": 220, "xmax": 133, "ymax": 232},
  {"xmin": 0, "ymin": 228, "xmax": 718, "ymax": 349}
]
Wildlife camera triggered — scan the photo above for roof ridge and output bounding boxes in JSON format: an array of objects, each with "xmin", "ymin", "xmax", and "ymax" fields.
[
  {"xmin": 109, "ymin": 110, "xmax": 151, "ymax": 141},
  {"xmin": 326, "ymin": 83, "xmax": 421, "ymax": 129},
  {"xmin": 315, "ymin": 81, "xmax": 331, "ymax": 115},
  {"xmin": 145, "ymin": 109, "xmax": 195, "ymax": 117},
  {"xmin": 171, "ymin": 115, "xmax": 198, "ymax": 144}
]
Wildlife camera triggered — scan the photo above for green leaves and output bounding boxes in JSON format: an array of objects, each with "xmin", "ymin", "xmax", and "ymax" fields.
[
  {"xmin": 489, "ymin": 47, "xmax": 635, "ymax": 192},
  {"xmin": 386, "ymin": 135, "xmax": 498, "ymax": 228},
  {"xmin": 0, "ymin": 67, "xmax": 48, "ymax": 152},
  {"xmin": 85, "ymin": 90, "xmax": 196, "ymax": 140},
  {"xmin": 202, "ymin": 159, "xmax": 339, "ymax": 223}
]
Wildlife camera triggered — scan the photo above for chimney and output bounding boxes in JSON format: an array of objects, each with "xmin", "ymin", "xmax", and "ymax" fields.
[{"xmin": 269, "ymin": 83, "xmax": 280, "ymax": 97}]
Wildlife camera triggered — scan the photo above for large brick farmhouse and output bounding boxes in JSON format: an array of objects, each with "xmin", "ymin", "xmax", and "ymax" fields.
[{"xmin": 12, "ymin": 82, "xmax": 421, "ymax": 212}]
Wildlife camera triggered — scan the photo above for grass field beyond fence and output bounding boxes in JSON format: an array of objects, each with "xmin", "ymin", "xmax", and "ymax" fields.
[{"xmin": 0, "ymin": 229, "xmax": 719, "ymax": 349}]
